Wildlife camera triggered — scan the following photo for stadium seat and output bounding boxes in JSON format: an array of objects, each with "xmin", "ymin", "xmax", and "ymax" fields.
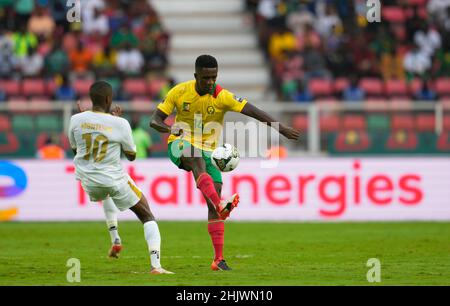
[
  {"xmin": 382, "ymin": 7, "xmax": 406, "ymax": 23},
  {"xmin": 36, "ymin": 115, "xmax": 62, "ymax": 132},
  {"xmin": 435, "ymin": 78, "xmax": 450, "ymax": 96},
  {"xmin": 308, "ymin": 79, "xmax": 334, "ymax": 97},
  {"xmin": 0, "ymin": 115, "xmax": 11, "ymax": 131},
  {"xmin": 0, "ymin": 80, "xmax": 21, "ymax": 96},
  {"xmin": 359, "ymin": 78, "xmax": 383, "ymax": 97},
  {"xmin": 320, "ymin": 115, "xmax": 340, "ymax": 133},
  {"xmin": 408, "ymin": 78, "xmax": 424, "ymax": 95},
  {"xmin": 391, "ymin": 115, "xmax": 415, "ymax": 130},
  {"xmin": 385, "ymin": 79, "xmax": 408, "ymax": 97},
  {"xmin": 443, "ymin": 115, "xmax": 450, "ymax": 131},
  {"xmin": 73, "ymin": 79, "xmax": 93, "ymax": 96},
  {"xmin": 292, "ymin": 114, "xmax": 308, "ymax": 131},
  {"xmin": 22, "ymin": 79, "xmax": 46, "ymax": 97},
  {"xmin": 46, "ymin": 79, "xmax": 58, "ymax": 96},
  {"xmin": 416, "ymin": 114, "xmax": 435, "ymax": 132},
  {"xmin": 367, "ymin": 115, "xmax": 390, "ymax": 131},
  {"xmin": 123, "ymin": 79, "xmax": 147, "ymax": 97},
  {"xmin": 333, "ymin": 77, "xmax": 349, "ymax": 94},
  {"xmin": 12, "ymin": 115, "xmax": 35, "ymax": 131},
  {"xmin": 342, "ymin": 114, "xmax": 367, "ymax": 130}
]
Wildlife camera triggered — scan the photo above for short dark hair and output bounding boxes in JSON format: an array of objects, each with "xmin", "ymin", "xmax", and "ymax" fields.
[
  {"xmin": 89, "ymin": 81, "xmax": 112, "ymax": 107},
  {"xmin": 195, "ymin": 55, "xmax": 218, "ymax": 70}
]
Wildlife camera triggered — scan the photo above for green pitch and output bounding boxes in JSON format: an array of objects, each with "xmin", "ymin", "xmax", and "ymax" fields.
[{"xmin": 0, "ymin": 221, "xmax": 449, "ymax": 285}]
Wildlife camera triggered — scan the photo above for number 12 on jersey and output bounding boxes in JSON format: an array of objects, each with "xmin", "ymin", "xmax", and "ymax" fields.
[{"xmin": 82, "ymin": 133, "xmax": 108, "ymax": 162}]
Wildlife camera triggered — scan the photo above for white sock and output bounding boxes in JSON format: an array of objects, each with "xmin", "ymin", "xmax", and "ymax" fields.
[
  {"xmin": 143, "ymin": 221, "xmax": 161, "ymax": 269},
  {"xmin": 103, "ymin": 197, "xmax": 121, "ymax": 244}
]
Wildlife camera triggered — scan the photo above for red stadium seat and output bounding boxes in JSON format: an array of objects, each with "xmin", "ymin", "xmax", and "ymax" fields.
[
  {"xmin": 22, "ymin": 79, "xmax": 46, "ymax": 96},
  {"xmin": 46, "ymin": 79, "xmax": 58, "ymax": 96},
  {"xmin": 444, "ymin": 115, "xmax": 450, "ymax": 131},
  {"xmin": 391, "ymin": 115, "xmax": 415, "ymax": 130},
  {"xmin": 308, "ymin": 79, "xmax": 333, "ymax": 97},
  {"xmin": 359, "ymin": 78, "xmax": 383, "ymax": 97},
  {"xmin": 73, "ymin": 79, "xmax": 93, "ymax": 96},
  {"xmin": 123, "ymin": 79, "xmax": 147, "ymax": 96},
  {"xmin": 292, "ymin": 114, "xmax": 308, "ymax": 131},
  {"xmin": 342, "ymin": 115, "xmax": 367, "ymax": 130},
  {"xmin": 416, "ymin": 114, "xmax": 435, "ymax": 132},
  {"xmin": 334, "ymin": 77, "xmax": 349, "ymax": 94},
  {"xmin": 435, "ymin": 78, "xmax": 450, "ymax": 96},
  {"xmin": 382, "ymin": 7, "xmax": 406, "ymax": 23},
  {"xmin": 320, "ymin": 115, "xmax": 340, "ymax": 133},
  {"xmin": 385, "ymin": 79, "xmax": 408, "ymax": 97},
  {"xmin": 408, "ymin": 78, "xmax": 423, "ymax": 95},
  {"xmin": 0, "ymin": 115, "xmax": 11, "ymax": 131},
  {"xmin": 0, "ymin": 80, "xmax": 21, "ymax": 96}
]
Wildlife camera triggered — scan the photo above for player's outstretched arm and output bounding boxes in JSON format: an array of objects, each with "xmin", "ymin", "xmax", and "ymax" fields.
[
  {"xmin": 240, "ymin": 103, "xmax": 301, "ymax": 141},
  {"xmin": 150, "ymin": 109, "xmax": 171, "ymax": 133}
]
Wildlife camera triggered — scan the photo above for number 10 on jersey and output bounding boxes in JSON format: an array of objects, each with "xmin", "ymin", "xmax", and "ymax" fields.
[{"xmin": 82, "ymin": 133, "xmax": 109, "ymax": 162}]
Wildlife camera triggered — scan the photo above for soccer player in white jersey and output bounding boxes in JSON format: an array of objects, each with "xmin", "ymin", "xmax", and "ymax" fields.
[{"xmin": 68, "ymin": 81, "xmax": 173, "ymax": 275}]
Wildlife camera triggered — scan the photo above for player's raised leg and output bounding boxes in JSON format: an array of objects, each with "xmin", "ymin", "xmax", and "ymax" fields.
[
  {"xmin": 103, "ymin": 197, "xmax": 122, "ymax": 258},
  {"xmin": 129, "ymin": 194, "xmax": 174, "ymax": 274},
  {"xmin": 181, "ymin": 152, "xmax": 238, "ymax": 220}
]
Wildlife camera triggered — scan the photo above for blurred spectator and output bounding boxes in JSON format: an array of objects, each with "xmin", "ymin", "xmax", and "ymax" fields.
[
  {"xmin": 302, "ymin": 43, "xmax": 331, "ymax": 83},
  {"xmin": 294, "ymin": 81, "xmax": 313, "ymax": 103},
  {"xmin": 37, "ymin": 136, "xmax": 65, "ymax": 159},
  {"xmin": 83, "ymin": 5, "xmax": 109, "ymax": 36},
  {"xmin": 296, "ymin": 23, "xmax": 321, "ymax": 52},
  {"xmin": 414, "ymin": 24, "xmax": 441, "ymax": 59},
  {"xmin": 54, "ymin": 75, "xmax": 77, "ymax": 101},
  {"xmin": 0, "ymin": 31, "xmax": 18, "ymax": 78},
  {"xmin": 44, "ymin": 42, "xmax": 69, "ymax": 76},
  {"xmin": 433, "ymin": 47, "xmax": 450, "ymax": 77},
  {"xmin": 414, "ymin": 80, "xmax": 437, "ymax": 101},
  {"xmin": 268, "ymin": 26, "xmax": 297, "ymax": 61},
  {"xmin": 11, "ymin": 24, "xmax": 38, "ymax": 58},
  {"xmin": 18, "ymin": 46, "xmax": 43, "ymax": 77},
  {"xmin": 131, "ymin": 118, "xmax": 152, "ymax": 159},
  {"xmin": 93, "ymin": 45, "xmax": 118, "ymax": 77},
  {"xmin": 314, "ymin": 3, "xmax": 342, "ymax": 38},
  {"xmin": 380, "ymin": 48, "xmax": 405, "ymax": 80},
  {"xmin": 116, "ymin": 42, "xmax": 144, "ymax": 76},
  {"xmin": 110, "ymin": 24, "xmax": 138, "ymax": 49},
  {"xmin": 27, "ymin": 6, "xmax": 56, "ymax": 39},
  {"xmin": 404, "ymin": 43, "xmax": 432, "ymax": 79},
  {"xmin": 342, "ymin": 75, "xmax": 365, "ymax": 102},
  {"xmin": 69, "ymin": 41, "xmax": 94, "ymax": 76},
  {"xmin": 287, "ymin": 4, "xmax": 314, "ymax": 35}
]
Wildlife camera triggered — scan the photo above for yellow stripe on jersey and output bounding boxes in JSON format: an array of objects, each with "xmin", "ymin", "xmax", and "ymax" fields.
[
  {"xmin": 128, "ymin": 181, "xmax": 142, "ymax": 199},
  {"xmin": 157, "ymin": 80, "xmax": 248, "ymax": 151}
]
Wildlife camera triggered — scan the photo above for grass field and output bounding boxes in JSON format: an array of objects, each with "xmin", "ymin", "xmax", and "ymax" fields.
[{"xmin": 0, "ymin": 221, "xmax": 449, "ymax": 286}]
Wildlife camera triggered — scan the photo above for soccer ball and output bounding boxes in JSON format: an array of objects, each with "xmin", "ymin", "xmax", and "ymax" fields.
[{"xmin": 211, "ymin": 144, "xmax": 240, "ymax": 172}]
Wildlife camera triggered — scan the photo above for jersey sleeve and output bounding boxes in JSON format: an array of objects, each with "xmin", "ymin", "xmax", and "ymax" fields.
[
  {"xmin": 120, "ymin": 119, "xmax": 137, "ymax": 154},
  {"xmin": 68, "ymin": 117, "xmax": 77, "ymax": 150},
  {"xmin": 220, "ymin": 90, "xmax": 248, "ymax": 113},
  {"xmin": 157, "ymin": 86, "xmax": 177, "ymax": 115}
]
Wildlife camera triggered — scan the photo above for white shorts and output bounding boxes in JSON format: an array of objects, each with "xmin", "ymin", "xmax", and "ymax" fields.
[{"xmin": 82, "ymin": 178, "xmax": 142, "ymax": 212}]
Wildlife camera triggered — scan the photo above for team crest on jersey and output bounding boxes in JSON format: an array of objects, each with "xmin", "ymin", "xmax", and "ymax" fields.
[
  {"xmin": 207, "ymin": 106, "xmax": 215, "ymax": 115},
  {"xmin": 233, "ymin": 95, "xmax": 245, "ymax": 103},
  {"xmin": 182, "ymin": 102, "xmax": 190, "ymax": 112}
]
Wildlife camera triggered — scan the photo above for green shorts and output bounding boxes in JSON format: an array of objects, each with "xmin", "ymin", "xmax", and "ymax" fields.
[{"xmin": 168, "ymin": 140, "xmax": 223, "ymax": 184}]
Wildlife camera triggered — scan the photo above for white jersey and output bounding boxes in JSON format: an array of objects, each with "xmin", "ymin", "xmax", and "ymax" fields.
[{"xmin": 68, "ymin": 111, "xmax": 136, "ymax": 187}]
